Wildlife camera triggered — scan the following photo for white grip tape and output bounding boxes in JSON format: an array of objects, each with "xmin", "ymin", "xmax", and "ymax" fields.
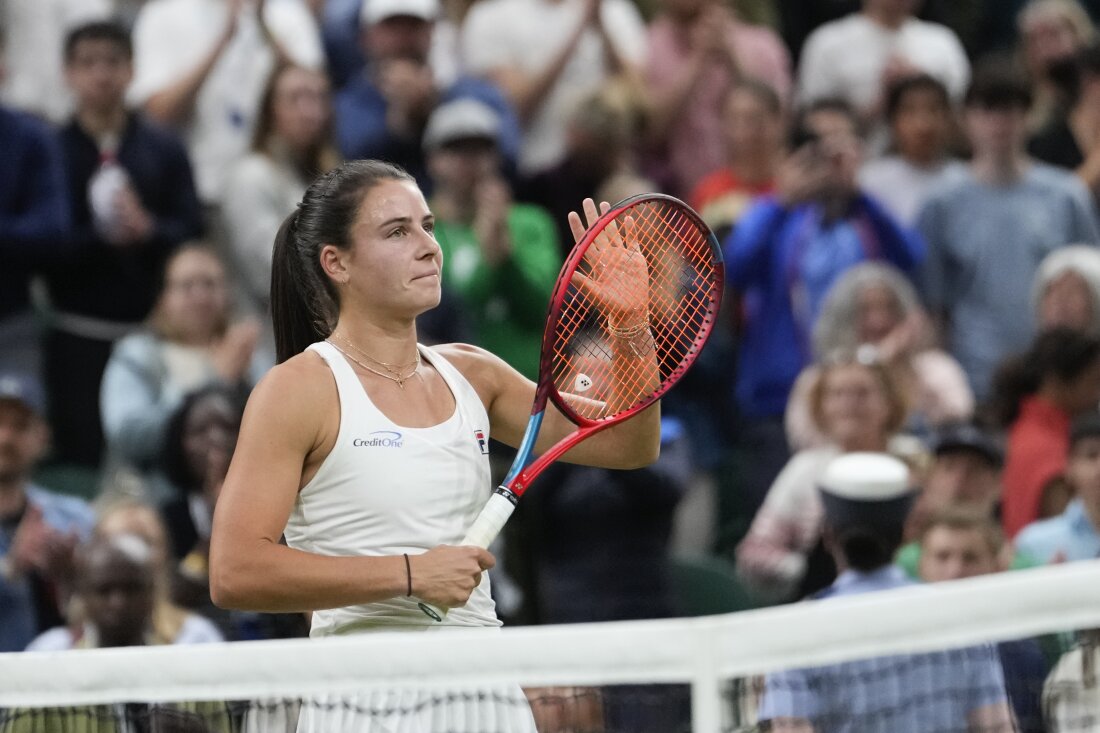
[
  {"xmin": 418, "ymin": 491, "xmax": 517, "ymax": 622},
  {"xmin": 461, "ymin": 492, "xmax": 516, "ymax": 549}
]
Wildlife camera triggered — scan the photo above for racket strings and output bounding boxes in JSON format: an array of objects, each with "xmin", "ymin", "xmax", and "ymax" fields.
[{"xmin": 551, "ymin": 199, "xmax": 720, "ymax": 422}]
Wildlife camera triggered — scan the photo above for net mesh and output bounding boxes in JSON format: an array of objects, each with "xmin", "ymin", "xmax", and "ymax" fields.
[
  {"xmin": 550, "ymin": 197, "xmax": 721, "ymax": 422},
  {"xmin": 2, "ymin": 561, "xmax": 1098, "ymax": 733}
]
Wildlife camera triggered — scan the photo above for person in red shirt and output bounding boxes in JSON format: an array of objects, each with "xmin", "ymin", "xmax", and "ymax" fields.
[
  {"xmin": 688, "ymin": 78, "xmax": 785, "ymax": 239},
  {"xmin": 989, "ymin": 327, "xmax": 1100, "ymax": 537}
]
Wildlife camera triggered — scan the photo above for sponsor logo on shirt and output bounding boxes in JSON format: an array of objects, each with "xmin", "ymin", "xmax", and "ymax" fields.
[
  {"xmin": 353, "ymin": 431, "xmax": 404, "ymax": 448},
  {"xmin": 474, "ymin": 429, "xmax": 489, "ymax": 455}
]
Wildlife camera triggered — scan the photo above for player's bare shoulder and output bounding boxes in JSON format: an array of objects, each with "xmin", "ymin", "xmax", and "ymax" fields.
[
  {"xmin": 244, "ymin": 350, "xmax": 337, "ymax": 444},
  {"xmin": 430, "ymin": 342, "xmax": 521, "ymax": 402}
]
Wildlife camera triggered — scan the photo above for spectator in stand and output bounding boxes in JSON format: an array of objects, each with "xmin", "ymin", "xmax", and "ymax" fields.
[
  {"xmin": 861, "ymin": 74, "xmax": 965, "ymax": 227},
  {"xmin": 989, "ymin": 328, "xmax": 1100, "ymax": 538},
  {"xmin": 157, "ymin": 386, "xmax": 305, "ymax": 640},
  {"xmin": 517, "ymin": 81, "xmax": 655, "ymax": 257},
  {"xmin": 0, "ymin": 0, "xmax": 112, "ymax": 122},
  {"xmin": 129, "ymin": 0, "xmax": 324, "ymax": 206},
  {"xmin": 796, "ymin": 0, "xmax": 970, "ymax": 132},
  {"xmin": 462, "ymin": 0, "xmax": 647, "ymax": 176},
  {"xmin": 95, "ymin": 498, "xmax": 224, "ymax": 644},
  {"xmin": 0, "ymin": 372, "xmax": 95, "ymax": 653},
  {"xmin": 918, "ymin": 62, "xmax": 1100, "ymax": 401},
  {"xmin": 724, "ymin": 98, "xmax": 922, "ymax": 517},
  {"xmin": 26, "ymin": 533, "xmax": 159, "ymax": 650},
  {"xmin": 335, "ymin": 0, "xmax": 520, "ymax": 192},
  {"xmin": 1018, "ymin": 0, "xmax": 1097, "ymax": 133},
  {"xmin": 1044, "ymin": 630, "xmax": 1100, "ymax": 733},
  {"xmin": 785, "ymin": 263, "xmax": 972, "ymax": 452},
  {"xmin": 0, "ymin": 23, "xmax": 71, "ymax": 378},
  {"xmin": 13, "ymin": 536, "xmax": 261, "ymax": 729},
  {"xmin": 688, "ymin": 79, "xmax": 785, "ymax": 240},
  {"xmin": 46, "ymin": 21, "xmax": 202, "ymax": 471},
  {"xmin": 223, "ymin": 62, "xmax": 338, "ymax": 332},
  {"xmin": 425, "ymin": 98, "xmax": 560, "ymax": 381},
  {"xmin": 99, "ymin": 244, "xmax": 267, "ymax": 496},
  {"xmin": 1034, "ymin": 245, "xmax": 1100, "ymax": 335},
  {"xmin": 896, "ymin": 422, "xmax": 1007, "ymax": 573},
  {"xmin": 1030, "ymin": 42, "xmax": 1100, "ymax": 203},
  {"xmin": 758, "ymin": 453, "xmax": 1014, "ymax": 733},
  {"xmin": 735, "ymin": 352, "xmax": 908, "ymax": 604},
  {"xmin": 643, "ymin": 0, "xmax": 790, "ymax": 197},
  {"xmin": 1015, "ymin": 410, "xmax": 1100, "ymax": 562},
  {"xmin": 917, "ymin": 509, "xmax": 1050, "ymax": 733}
]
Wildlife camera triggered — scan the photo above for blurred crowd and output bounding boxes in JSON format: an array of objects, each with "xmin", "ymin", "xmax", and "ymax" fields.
[{"xmin": 2, "ymin": 0, "xmax": 1100, "ymax": 724}]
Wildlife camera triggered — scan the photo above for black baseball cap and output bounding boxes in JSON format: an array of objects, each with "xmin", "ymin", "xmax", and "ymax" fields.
[{"xmin": 929, "ymin": 422, "xmax": 1003, "ymax": 468}]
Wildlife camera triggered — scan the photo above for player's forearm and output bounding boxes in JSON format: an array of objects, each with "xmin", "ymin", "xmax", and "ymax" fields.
[
  {"xmin": 209, "ymin": 540, "xmax": 407, "ymax": 613},
  {"xmin": 561, "ymin": 401, "xmax": 661, "ymax": 469}
]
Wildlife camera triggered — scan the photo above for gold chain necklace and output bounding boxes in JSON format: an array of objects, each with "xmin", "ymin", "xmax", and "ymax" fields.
[
  {"xmin": 326, "ymin": 340, "xmax": 420, "ymax": 389},
  {"xmin": 332, "ymin": 332, "xmax": 420, "ymax": 374}
]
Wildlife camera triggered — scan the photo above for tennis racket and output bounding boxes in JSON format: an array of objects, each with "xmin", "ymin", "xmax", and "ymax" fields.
[{"xmin": 418, "ymin": 194, "xmax": 724, "ymax": 621}]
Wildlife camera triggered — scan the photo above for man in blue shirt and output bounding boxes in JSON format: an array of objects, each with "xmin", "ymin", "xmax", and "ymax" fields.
[
  {"xmin": 759, "ymin": 453, "xmax": 1013, "ymax": 732},
  {"xmin": 0, "ymin": 22, "xmax": 71, "ymax": 378},
  {"xmin": 335, "ymin": 0, "xmax": 520, "ymax": 192},
  {"xmin": 0, "ymin": 372, "xmax": 95, "ymax": 652},
  {"xmin": 723, "ymin": 100, "xmax": 922, "ymax": 518},
  {"xmin": 918, "ymin": 61, "xmax": 1100, "ymax": 400}
]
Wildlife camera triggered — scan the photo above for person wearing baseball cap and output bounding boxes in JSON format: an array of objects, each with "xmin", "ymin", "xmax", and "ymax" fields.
[
  {"xmin": 423, "ymin": 97, "xmax": 559, "ymax": 381},
  {"xmin": 758, "ymin": 452, "xmax": 1014, "ymax": 732},
  {"xmin": 336, "ymin": 0, "xmax": 520, "ymax": 189},
  {"xmin": 0, "ymin": 371, "xmax": 95, "ymax": 652}
]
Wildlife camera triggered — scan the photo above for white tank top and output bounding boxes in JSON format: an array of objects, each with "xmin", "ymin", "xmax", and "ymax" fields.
[{"xmin": 284, "ymin": 341, "xmax": 500, "ymax": 634}]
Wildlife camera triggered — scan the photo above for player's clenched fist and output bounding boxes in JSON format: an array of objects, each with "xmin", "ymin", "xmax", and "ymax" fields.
[{"xmin": 409, "ymin": 546, "xmax": 496, "ymax": 609}]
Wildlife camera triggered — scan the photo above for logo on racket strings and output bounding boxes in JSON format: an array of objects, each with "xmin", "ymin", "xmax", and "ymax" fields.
[
  {"xmin": 474, "ymin": 429, "xmax": 489, "ymax": 455},
  {"xmin": 353, "ymin": 431, "xmax": 404, "ymax": 448},
  {"xmin": 574, "ymin": 374, "xmax": 594, "ymax": 393}
]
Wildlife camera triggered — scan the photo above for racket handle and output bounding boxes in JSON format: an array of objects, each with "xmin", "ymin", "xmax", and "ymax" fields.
[{"xmin": 418, "ymin": 488, "xmax": 518, "ymax": 622}]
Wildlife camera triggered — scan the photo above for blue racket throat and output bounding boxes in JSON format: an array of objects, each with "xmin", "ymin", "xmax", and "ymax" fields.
[{"xmin": 502, "ymin": 409, "xmax": 545, "ymax": 492}]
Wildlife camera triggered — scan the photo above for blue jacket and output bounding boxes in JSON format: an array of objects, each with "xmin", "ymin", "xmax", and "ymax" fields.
[
  {"xmin": 724, "ymin": 193, "xmax": 923, "ymax": 418},
  {"xmin": 0, "ymin": 106, "xmax": 70, "ymax": 320},
  {"xmin": 0, "ymin": 486, "xmax": 95, "ymax": 652},
  {"xmin": 335, "ymin": 74, "xmax": 521, "ymax": 192}
]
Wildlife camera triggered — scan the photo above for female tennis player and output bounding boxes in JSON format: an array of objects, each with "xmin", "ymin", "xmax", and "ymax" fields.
[{"xmin": 208, "ymin": 159, "xmax": 661, "ymax": 730}]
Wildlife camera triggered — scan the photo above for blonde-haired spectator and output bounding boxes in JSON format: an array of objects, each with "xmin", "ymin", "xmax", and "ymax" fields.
[
  {"xmin": 786, "ymin": 262, "xmax": 973, "ymax": 451},
  {"xmin": 1034, "ymin": 245, "xmax": 1100, "ymax": 336},
  {"xmin": 736, "ymin": 352, "xmax": 908, "ymax": 603},
  {"xmin": 222, "ymin": 63, "xmax": 339, "ymax": 331},
  {"xmin": 518, "ymin": 80, "xmax": 656, "ymax": 256},
  {"xmin": 1018, "ymin": 0, "xmax": 1097, "ymax": 131}
]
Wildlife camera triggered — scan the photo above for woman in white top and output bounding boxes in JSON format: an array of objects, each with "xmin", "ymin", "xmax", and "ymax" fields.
[
  {"xmin": 208, "ymin": 159, "xmax": 660, "ymax": 731},
  {"xmin": 100, "ymin": 244, "xmax": 267, "ymax": 495},
  {"xmin": 222, "ymin": 63, "xmax": 339, "ymax": 323}
]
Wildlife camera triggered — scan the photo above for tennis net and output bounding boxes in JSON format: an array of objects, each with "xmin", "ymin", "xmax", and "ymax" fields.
[{"xmin": 2, "ymin": 559, "xmax": 1099, "ymax": 732}]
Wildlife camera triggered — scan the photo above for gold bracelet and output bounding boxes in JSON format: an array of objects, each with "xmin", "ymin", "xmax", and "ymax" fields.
[{"xmin": 606, "ymin": 311, "xmax": 650, "ymax": 338}]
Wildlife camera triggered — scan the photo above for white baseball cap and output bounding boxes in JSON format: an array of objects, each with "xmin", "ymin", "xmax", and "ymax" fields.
[
  {"xmin": 361, "ymin": 0, "xmax": 440, "ymax": 25},
  {"xmin": 423, "ymin": 98, "xmax": 501, "ymax": 150}
]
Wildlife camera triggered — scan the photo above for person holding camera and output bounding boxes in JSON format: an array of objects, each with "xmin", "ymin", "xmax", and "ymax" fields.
[{"xmin": 721, "ymin": 97, "xmax": 922, "ymax": 527}]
